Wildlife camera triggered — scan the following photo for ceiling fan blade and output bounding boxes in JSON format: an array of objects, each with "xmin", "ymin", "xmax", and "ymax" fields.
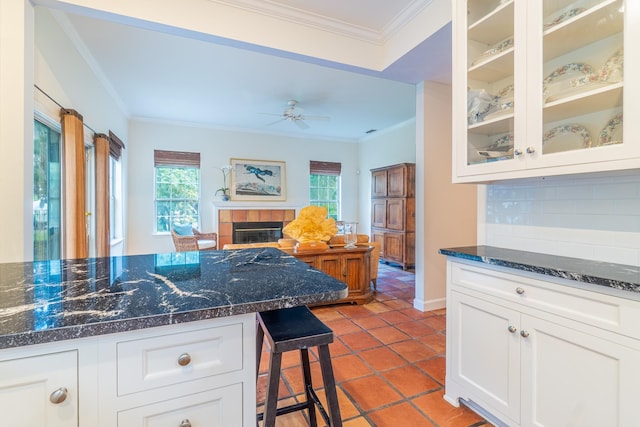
[
  {"xmin": 295, "ymin": 119, "xmax": 310, "ymax": 129},
  {"xmin": 302, "ymin": 115, "xmax": 330, "ymax": 121},
  {"xmin": 266, "ymin": 117, "xmax": 286, "ymax": 126}
]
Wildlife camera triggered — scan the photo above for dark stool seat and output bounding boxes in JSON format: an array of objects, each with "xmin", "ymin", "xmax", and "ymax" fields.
[{"xmin": 257, "ymin": 306, "xmax": 342, "ymax": 427}]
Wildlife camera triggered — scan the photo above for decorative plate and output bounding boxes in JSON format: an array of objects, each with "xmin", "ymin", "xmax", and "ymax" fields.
[
  {"xmin": 543, "ymin": 63, "xmax": 595, "ymax": 101},
  {"xmin": 599, "ymin": 113, "xmax": 623, "ymax": 146},
  {"xmin": 543, "ymin": 7, "xmax": 586, "ymax": 31},
  {"xmin": 542, "ymin": 123, "xmax": 592, "ymax": 154},
  {"xmin": 598, "ymin": 48, "xmax": 623, "ymax": 83},
  {"xmin": 471, "ymin": 37, "xmax": 514, "ymax": 66},
  {"xmin": 477, "ymin": 134, "xmax": 514, "ymax": 158}
]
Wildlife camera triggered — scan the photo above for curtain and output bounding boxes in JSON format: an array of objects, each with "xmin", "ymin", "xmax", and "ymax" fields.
[
  {"xmin": 94, "ymin": 133, "xmax": 110, "ymax": 258},
  {"xmin": 310, "ymin": 160, "xmax": 341, "ymax": 176},
  {"xmin": 108, "ymin": 130, "xmax": 125, "ymax": 160},
  {"xmin": 154, "ymin": 150, "xmax": 201, "ymax": 167},
  {"xmin": 60, "ymin": 109, "xmax": 88, "ymax": 259}
]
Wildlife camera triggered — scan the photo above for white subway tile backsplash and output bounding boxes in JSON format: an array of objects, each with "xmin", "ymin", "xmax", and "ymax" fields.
[{"xmin": 482, "ymin": 173, "xmax": 640, "ymax": 266}]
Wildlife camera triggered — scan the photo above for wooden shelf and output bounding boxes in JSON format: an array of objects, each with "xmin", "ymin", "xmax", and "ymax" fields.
[
  {"xmin": 468, "ymin": 113, "xmax": 514, "ymax": 136},
  {"xmin": 543, "ymin": 82, "xmax": 623, "ymax": 123},
  {"xmin": 468, "ymin": 48, "xmax": 514, "ymax": 82},
  {"xmin": 469, "ymin": 0, "xmax": 514, "ymax": 45}
]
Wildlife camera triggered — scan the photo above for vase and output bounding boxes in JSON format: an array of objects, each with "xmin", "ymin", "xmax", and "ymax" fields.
[
  {"xmin": 343, "ymin": 222, "xmax": 357, "ymax": 249},
  {"xmin": 221, "ymin": 195, "xmax": 230, "ymax": 201}
]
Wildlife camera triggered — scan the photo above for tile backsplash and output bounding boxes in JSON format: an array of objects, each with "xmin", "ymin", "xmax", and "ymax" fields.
[{"xmin": 482, "ymin": 171, "xmax": 640, "ymax": 266}]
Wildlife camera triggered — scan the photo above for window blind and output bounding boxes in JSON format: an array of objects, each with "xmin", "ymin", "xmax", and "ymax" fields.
[
  {"xmin": 109, "ymin": 130, "xmax": 125, "ymax": 160},
  {"xmin": 154, "ymin": 150, "xmax": 201, "ymax": 168},
  {"xmin": 310, "ymin": 160, "xmax": 341, "ymax": 176}
]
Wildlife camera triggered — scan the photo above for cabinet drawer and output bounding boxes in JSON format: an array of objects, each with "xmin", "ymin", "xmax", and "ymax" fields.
[
  {"xmin": 117, "ymin": 323, "xmax": 243, "ymax": 396},
  {"xmin": 118, "ymin": 383, "xmax": 242, "ymax": 426},
  {"xmin": 450, "ymin": 261, "xmax": 640, "ymax": 340}
]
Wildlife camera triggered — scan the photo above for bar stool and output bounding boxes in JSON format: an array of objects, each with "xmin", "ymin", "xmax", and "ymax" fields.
[{"xmin": 256, "ymin": 306, "xmax": 342, "ymax": 427}]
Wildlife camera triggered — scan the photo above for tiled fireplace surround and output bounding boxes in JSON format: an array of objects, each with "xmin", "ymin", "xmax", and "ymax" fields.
[{"xmin": 217, "ymin": 208, "xmax": 296, "ymax": 249}]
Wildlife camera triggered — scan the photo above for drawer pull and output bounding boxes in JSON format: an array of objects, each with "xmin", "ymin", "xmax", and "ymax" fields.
[
  {"xmin": 520, "ymin": 330, "xmax": 530, "ymax": 338},
  {"xmin": 177, "ymin": 353, "xmax": 192, "ymax": 366},
  {"xmin": 508, "ymin": 325, "xmax": 517, "ymax": 333},
  {"xmin": 49, "ymin": 387, "xmax": 68, "ymax": 404},
  {"xmin": 179, "ymin": 419, "xmax": 192, "ymax": 427},
  {"xmin": 515, "ymin": 287, "xmax": 525, "ymax": 295}
]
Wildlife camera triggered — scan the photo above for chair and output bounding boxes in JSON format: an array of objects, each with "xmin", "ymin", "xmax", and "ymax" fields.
[
  {"xmin": 171, "ymin": 227, "xmax": 217, "ymax": 252},
  {"xmin": 257, "ymin": 306, "xmax": 342, "ymax": 427}
]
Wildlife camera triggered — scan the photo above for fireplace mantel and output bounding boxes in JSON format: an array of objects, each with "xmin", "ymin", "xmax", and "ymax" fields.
[{"xmin": 217, "ymin": 208, "xmax": 296, "ymax": 249}]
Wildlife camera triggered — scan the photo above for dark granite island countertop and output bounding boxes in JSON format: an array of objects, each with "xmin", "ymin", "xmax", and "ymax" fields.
[
  {"xmin": 0, "ymin": 247, "xmax": 348, "ymax": 350},
  {"xmin": 440, "ymin": 245, "xmax": 640, "ymax": 299}
]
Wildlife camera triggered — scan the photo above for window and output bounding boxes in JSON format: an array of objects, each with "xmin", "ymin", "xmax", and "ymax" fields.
[
  {"xmin": 33, "ymin": 118, "xmax": 62, "ymax": 261},
  {"xmin": 154, "ymin": 150, "xmax": 201, "ymax": 232},
  {"xmin": 309, "ymin": 161, "xmax": 341, "ymax": 220}
]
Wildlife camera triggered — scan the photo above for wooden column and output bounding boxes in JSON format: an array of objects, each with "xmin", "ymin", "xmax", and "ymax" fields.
[
  {"xmin": 60, "ymin": 109, "xmax": 87, "ymax": 259},
  {"xmin": 94, "ymin": 133, "xmax": 110, "ymax": 258}
]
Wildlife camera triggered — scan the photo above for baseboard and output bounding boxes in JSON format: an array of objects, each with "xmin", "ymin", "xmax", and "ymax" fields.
[{"xmin": 412, "ymin": 297, "xmax": 446, "ymax": 312}]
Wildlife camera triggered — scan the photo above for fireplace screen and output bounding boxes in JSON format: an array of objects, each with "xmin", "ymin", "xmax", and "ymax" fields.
[{"xmin": 232, "ymin": 221, "xmax": 283, "ymax": 244}]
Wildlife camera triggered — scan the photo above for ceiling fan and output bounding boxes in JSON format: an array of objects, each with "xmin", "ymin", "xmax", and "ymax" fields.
[{"xmin": 264, "ymin": 100, "xmax": 330, "ymax": 129}]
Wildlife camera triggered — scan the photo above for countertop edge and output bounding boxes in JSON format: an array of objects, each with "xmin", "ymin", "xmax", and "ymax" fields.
[{"xmin": 439, "ymin": 246, "xmax": 640, "ymax": 297}]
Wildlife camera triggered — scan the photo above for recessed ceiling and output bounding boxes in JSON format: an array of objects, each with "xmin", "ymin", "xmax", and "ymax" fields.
[{"xmin": 41, "ymin": 0, "xmax": 451, "ymax": 142}]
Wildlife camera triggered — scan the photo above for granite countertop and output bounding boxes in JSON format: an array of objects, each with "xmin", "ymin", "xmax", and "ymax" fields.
[
  {"xmin": 440, "ymin": 246, "xmax": 640, "ymax": 297},
  {"xmin": 0, "ymin": 248, "xmax": 348, "ymax": 350}
]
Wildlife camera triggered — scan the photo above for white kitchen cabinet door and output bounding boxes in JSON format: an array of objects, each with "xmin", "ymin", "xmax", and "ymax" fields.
[
  {"xmin": 520, "ymin": 314, "xmax": 640, "ymax": 427},
  {"xmin": 0, "ymin": 350, "xmax": 78, "ymax": 427},
  {"xmin": 448, "ymin": 291, "xmax": 521, "ymax": 424}
]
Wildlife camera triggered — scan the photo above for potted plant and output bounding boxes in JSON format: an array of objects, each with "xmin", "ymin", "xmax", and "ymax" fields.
[{"xmin": 216, "ymin": 165, "xmax": 232, "ymax": 201}]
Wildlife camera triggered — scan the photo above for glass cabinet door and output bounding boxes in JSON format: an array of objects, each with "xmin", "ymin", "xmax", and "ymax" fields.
[
  {"xmin": 465, "ymin": 0, "xmax": 518, "ymax": 168},
  {"xmin": 539, "ymin": 0, "xmax": 624, "ymax": 157}
]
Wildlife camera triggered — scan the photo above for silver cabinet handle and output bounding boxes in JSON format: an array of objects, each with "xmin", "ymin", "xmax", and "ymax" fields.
[
  {"xmin": 514, "ymin": 149, "xmax": 523, "ymax": 156},
  {"xmin": 508, "ymin": 325, "xmax": 517, "ymax": 333},
  {"xmin": 177, "ymin": 353, "xmax": 192, "ymax": 367},
  {"xmin": 526, "ymin": 146, "xmax": 536, "ymax": 154},
  {"xmin": 520, "ymin": 330, "xmax": 530, "ymax": 338},
  {"xmin": 516, "ymin": 287, "xmax": 525, "ymax": 295},
  {"xmin": 49, "ymin": 387, "xmax": 68, "ymax": 404},
  {"xmin": 179, "ymin": 419, "xmax": 192, "ymax": 427}
]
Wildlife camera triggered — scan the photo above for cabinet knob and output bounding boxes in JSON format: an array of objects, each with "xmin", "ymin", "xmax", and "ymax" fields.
[
  {"xmin": 508, "ymin": 325, "xmax": 517, "ymax": 333},
  {"xmin": 177, "ymin": 353, "xmax": 192, "ymax": 366},
  {"xmin": 514, "ymin": 149, "xmax": 523, "ymax": 156},
  {"xmin": 526, "ymin": 146, "xmax": 536, "ymax": 154},
  {"xmin": 179, "ymin": 419, "xmax": 192, "ymax": 427},
  {"xmin": 515, "ymin": 287, "xmax": 525, "ymax": 295},
  {"xmin": 49, "ymin": 387, "xmax": 68, "ymax": 404},
  {"xmin": 520, "ymin": 330, "xmax": 530, "ymax": 338}
]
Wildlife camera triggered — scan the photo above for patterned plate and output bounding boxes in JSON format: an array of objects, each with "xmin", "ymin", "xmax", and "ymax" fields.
[
  {"xmin": 471, "ymin": 37, "xmax": 514, "ymax": 67},
  {"xmin": 544, "ymin": 7, "xmax": 586, "ymax": 31},
  {"xmin": 543, "ymin": 63, "xmax": 595, "ymax": 101},
  {"xmin": 543, "ymin": 124, "xmax": 592, "ymax": 154},
  {"xmin": 598, "ymin": 113, "xmax": 623, "ymax": 146},
  {"xmin": 477, "ymin": 134, "xmax": 514, "ymax": 158}
]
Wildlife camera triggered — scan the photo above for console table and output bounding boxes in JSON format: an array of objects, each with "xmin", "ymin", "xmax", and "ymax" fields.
[{"xmin": 291, "ymin": 246, "xmax": 373, "ymax": 304}]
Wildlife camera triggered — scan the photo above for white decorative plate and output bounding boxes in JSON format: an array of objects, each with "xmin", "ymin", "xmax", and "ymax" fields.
[
  {"xmin": 543, "ymin": 124, "xmax": 592, "ymax": 154},
  {"xmin": 543, "ymin": 7, "xmax": 586, "ymax": 31},
  {"xmin": 543, "ymin": 63, "xmax": 595, "ymax": 102},
  {"xmin": 598, "ymin": 48, "xmax": 623, "ymax": 83},
  {"xmin": 471, "ymin": 37, "xmax": 514, "ymax": 66},
  {"xmin": 598, "ymin": 113, "xmax": 623, "ymax": 146},
  {"xmin": 477, "ymin": 134, "xmax": 514, "ymax": 158}
]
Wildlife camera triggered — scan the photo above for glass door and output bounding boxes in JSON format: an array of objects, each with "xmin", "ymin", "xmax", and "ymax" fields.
[
  {"xmin": 465, "ymin": 0, "xmax": 517, "ymax": 168},
  {"xmin": 539, "ymin": 0, "xmax": 624, "ymax": 158}
]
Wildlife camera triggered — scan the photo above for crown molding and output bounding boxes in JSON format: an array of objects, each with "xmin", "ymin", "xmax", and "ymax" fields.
[{"xmin": 208, "ymin": 0, "xmax": 433, "ymax": 44}]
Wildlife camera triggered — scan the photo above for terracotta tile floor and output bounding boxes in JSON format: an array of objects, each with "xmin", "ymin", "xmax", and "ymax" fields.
[{"xmin": 257, "ymin": 263, "xmax": 489, "ymax": 427}]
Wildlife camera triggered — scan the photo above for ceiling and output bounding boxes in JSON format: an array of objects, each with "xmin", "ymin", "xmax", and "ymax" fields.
[{"xmin": 48, "ymin": 0, "xmax": 451, "ymax": 142}]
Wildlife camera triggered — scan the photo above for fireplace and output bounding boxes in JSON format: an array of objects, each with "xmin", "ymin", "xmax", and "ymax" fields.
[
  {"xmin": 233, "ymin": 221, "xmax": 283, "ymax": 244},
  {"xmin": 217, "ymin": 209, "xmax": 296, "ymax": 249}
]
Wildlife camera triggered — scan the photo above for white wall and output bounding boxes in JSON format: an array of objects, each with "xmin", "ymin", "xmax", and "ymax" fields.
[
  {"xmin": 357, "ymin": 120, "xmax": 416, "ymax": 234},
  {"xmin": 481, "ymin": 171, "xmax": 640, "ymax": 266},
  {"xmin": 127, "ymin": 119, "xmax": 360, "ymax": 255}
]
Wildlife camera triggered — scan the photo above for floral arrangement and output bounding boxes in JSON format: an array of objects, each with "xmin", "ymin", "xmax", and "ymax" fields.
[{"xmin": 216, "ymin": 165, "xmax": 232, "ymax": 200}]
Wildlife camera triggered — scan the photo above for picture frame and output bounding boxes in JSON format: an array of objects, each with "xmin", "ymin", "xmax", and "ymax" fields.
[{"xmin": 230, "ymin": 158, "xmax": 286, "ymax": 201}]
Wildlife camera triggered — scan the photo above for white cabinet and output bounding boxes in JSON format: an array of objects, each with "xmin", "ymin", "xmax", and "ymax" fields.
[
  {"xmin": 445, "ymin": 259, "xmax": 640, "ymax": 426},
  {"xmin": 453, "ymin": 0, "xmax": 640, "ymax": 183},
  {"xmin": 0, "ymin": 350, "xmax": 78, "ymax": 426}
]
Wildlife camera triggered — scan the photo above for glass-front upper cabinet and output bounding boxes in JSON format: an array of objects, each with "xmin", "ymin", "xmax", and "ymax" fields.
[{"xmin": 453, "ymin": 0, "xmax": 639, "ymax": 183}]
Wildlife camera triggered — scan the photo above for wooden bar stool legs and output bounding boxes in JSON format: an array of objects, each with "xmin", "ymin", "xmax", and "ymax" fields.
[{"xmin": 256, "ymin": 306, "xmax": 342, "ymax": 427}]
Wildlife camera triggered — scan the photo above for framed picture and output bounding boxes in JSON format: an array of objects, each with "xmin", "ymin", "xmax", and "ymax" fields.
[{"xmin": 230, "ymin": 158, "xmax": 286, "ymax": 201}]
